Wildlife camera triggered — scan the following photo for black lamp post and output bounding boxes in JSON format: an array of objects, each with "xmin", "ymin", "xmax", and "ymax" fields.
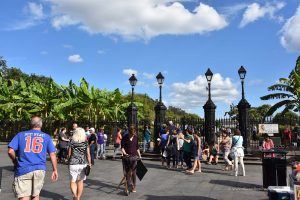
[
  {"xmin": 127, "ymin": 74, "xmax": 138, "ymax": 129},
  {"xmin": 203, "ymin": 68, "xmax": 216, "ymax": 144},
  {"xmin": 237, "ymin": 66, "xmax": 251, "ymax": 151},
  {"xmin": 154, "ymin": 72, "xmax": 167, "ymax": 152}
]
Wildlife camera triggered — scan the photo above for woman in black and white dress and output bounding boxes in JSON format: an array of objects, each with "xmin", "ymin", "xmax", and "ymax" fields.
[{"xmin": 68, "ymin": 127, "xmax": 92, "ymax": 200}]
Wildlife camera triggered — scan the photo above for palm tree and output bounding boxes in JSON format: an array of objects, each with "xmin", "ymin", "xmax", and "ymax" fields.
[{"xmin": 260, "ymin": 56, "xmax": 300, "ymax": 116}]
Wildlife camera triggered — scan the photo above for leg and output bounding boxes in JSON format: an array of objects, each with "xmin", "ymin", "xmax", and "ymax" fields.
[
  {"xmin": 70, "ymin": 182, "xmax": 78, "ymax": 199},
  {"xmin": 215, "ymin": 155, "xmax": 219, "ymax": 164},
  {"xmin": 20, "ymin": 197, "xmax": 31, "ymax": 200},
  {"xmin": 90, "ymin": 145, "xmax": 95, "ymax": 165},
  {"xmin": 207, "ymin": 155, "xmax": 213, "ymax": 164},
  {"xmin": 197, "ymin": 160, "xmax": 201, "ymax": 172},
  {"xmin": 131, "ymin": 157, "xmax": 137, "ymax": 192},
  {"xmin": 143, "ymin": 140, "xmax": 147, "ymax": 152},
  {"xmin": 234, "ymin": 156, "xmax": 239, "ymax": 176},
  {"xmin": 96, "ymin": 144, "xmax": 100, "ymax": 158},
  {"xmin": 76, "ymin": 180, "xmax": 84, "ymax": 200},
  {"xmin": 239, "ymin": 156, "xmax": 245, "ymax": 176},
  {"xmin": 224, "ymin": 151, "xmax": 232, "ymax": 166}
]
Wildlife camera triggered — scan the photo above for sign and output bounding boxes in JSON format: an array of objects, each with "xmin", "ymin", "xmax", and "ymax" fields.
[{"xmin": 258, "ymin": 124, "xmax": 279, "ymax": 134}]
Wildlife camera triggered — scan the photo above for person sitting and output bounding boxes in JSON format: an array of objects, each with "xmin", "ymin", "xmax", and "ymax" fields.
[
  {"xmin": 202, "ymin": 142, "xmax": 210, "ymax": 161},
  {"xmin": 262, "ymin": 134, "xmax": 274, "ymax": 150},
  {"xmin": 207, "ymin": 142, "xmax": 219, "ymax": 165}
]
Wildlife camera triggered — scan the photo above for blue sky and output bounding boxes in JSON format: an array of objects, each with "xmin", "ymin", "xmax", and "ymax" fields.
[{"xmin": 1, "ymin": 0, "xmax": 300, "ymax": 117}]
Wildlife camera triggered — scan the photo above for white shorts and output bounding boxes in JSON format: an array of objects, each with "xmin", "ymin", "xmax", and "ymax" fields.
[{"xmin": 69, "ymin": 164, "xmax": 87, "ymax": 182}]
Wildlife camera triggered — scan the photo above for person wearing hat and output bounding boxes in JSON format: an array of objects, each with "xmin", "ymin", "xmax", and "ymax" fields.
[{"xmin": 88, "ymin": 128, "xmax": 97, "ymax": 165}]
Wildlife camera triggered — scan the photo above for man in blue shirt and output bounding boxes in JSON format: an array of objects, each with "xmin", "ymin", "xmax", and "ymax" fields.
[{"xmin": 8, "ymin": 116, "xmax": 58, "ymax": 200}]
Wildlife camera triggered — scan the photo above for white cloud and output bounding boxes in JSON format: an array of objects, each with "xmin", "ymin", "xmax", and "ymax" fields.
[
  {"xmin": 48, "ymin": 0, "xmax": 228, "ymax": 40},
  {"xmin": 96, "ymin": 49, "xmax": 106, "ymax": 54},
  {"xmin": 169, "ymin": 73, "xmax": 239, "ymax": 111},
  {"xmin": 143, "ymin": 72, "xmax": 155, "ymax": 79},
  {"xmin": 239, "ymin": 2, "xmax": 285, "ymax": 28},
  {"xmin": 68, "ymin": 54, "xmax": 83, "ymax": 63},
  {"xmin": 40, "ymin": 51, "xmax": 48, "ymax": 55},
  {"xmin": 63, "ymin": 44, "xmax": 73, "ymax": 49},
  {"xmin": 280, "ymin": 6, "xmax": 300, "ymax": 52},
  {"xmin": 123, "ymin": 69, "xmax": 138, "ymax": 77},
  {"xmin": 6, "ymin": 2, "xmax": 45, "ymax": 31},
  {"xmin": 27, "ymin": 2, "xmax": 44, "ymax": 20}
]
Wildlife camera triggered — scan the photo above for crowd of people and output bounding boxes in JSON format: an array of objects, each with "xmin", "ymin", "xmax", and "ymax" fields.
[{"xmin": 157, "ymin": 122, "xmax": 246, "ymax": 177}]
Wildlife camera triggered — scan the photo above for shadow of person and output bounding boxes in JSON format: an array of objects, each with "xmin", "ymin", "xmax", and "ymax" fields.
[
  {"xmin": 144, "ymin": 195, "xmax": 217, "ymax": 200},
  {"xmin": 209, "ymin": 179, "xmax": 262, "ymax": 189},
  {"xmin": 85, "ymin": 178, "xmax": 119, "ymax": 194},
  {"xmin": 40, "ymin": 189, "xmax": 69, "ymax": 200}
]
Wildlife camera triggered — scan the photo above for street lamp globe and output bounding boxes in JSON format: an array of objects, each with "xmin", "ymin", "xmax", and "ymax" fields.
[
  {"xmin": 129, "ymin": 74, "xmax": 137, "ymax": 87},
  {"xmin": 238, "ymin": 66, "xmax": 247, "ymax": 80},
  {"xmin": 156, "ymin": 72, "xmax": 164, "ymax": 86},
  {"xmin": 205, "ymin": 68, "xmax": 213, "ymax": 83}
]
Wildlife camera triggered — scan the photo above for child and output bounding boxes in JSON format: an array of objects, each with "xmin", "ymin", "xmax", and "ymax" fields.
[
  {"xmin": 207, "ymin": 142, "xmax": 219, "ymax": 165},
  {"xmin": 202, "ymin": 142, "xmax": 210, "ymax": 161}
]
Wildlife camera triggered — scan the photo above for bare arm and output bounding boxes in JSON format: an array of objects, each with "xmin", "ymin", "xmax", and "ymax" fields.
[
  {"xmin": 49, "ymin": 152, "xmax": 58, "ymax": 182},
  {"xmin": 137, "ymin": 149, "xmax": 141, "ymax": 159},
  {"xmin": 86, "ymin": 146, "xmax": 92, "ymax": 166},
  {"xmin": 8, "ymin": 148, "xmax": 18, "ymax": 167},
  {"xmin": 121, "ymin": 148, "xmax": 127, "ymax": 156}
]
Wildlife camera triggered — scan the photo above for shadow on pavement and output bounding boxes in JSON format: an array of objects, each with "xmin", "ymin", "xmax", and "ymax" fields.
[
  {"xmin": 40, "ymin": 189, "xmax": 69, "ymax": 200},
  {"xmin": 210, "ymin": 180, "xmax": 262, "ymax": 188},
  {"xmin": 144, "ymin": 195, "xmax": 217, "ymax": 200},
  {"xmin": 85, "ymin": 178, "xmax": 118, "ymax": 193}
]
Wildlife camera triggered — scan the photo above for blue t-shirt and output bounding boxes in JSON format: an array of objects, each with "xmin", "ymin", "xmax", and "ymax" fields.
[
  {"xmin": 8, "ymin": 130, "xmax": 56, "ymax": 177},
  {"xmin": 160, "ymin": 133, "xmax": 169, "ymax": 148}
]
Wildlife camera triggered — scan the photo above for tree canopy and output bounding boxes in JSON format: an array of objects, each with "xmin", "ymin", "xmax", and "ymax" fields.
[{"xmin": 0, "ymin": 57, "xmax": 199, "ymax": 123}]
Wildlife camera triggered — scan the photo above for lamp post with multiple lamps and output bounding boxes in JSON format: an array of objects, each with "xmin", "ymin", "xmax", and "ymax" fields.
[
  {"xmin": 203, "ymin": 68, "xmax": 216, "ymax": 144},
  {"xmin": 127, "ymin": 74, "xmax": 138, "ymax": 129},
  {"xmin": 154, "ymin": 72, "xmax": 167, "ymax": 152},
  {"xmin": 237, "ymin": 66, "xmax": 251, "ymax": 150}
]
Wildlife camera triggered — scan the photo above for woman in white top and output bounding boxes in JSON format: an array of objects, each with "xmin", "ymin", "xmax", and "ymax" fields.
[{"xmin": 231, "ymin": 129, "xmax": 245, "ymax": 176}]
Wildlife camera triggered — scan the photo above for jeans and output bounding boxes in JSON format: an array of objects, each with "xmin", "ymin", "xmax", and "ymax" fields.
[
  {"xmin": 97, "ymin": 143, "xmax": 105, "ymax": 158},
  {"xmin": 90, "ymin": 144, "xmax": 96, "ymax": 165},
  {"xmin": 183, "ymin": 151, "xmax": 192, "ymax": 169},
  {"xmin": 58, "ymin": 147, "xmax": 68, "ymax": 161},
  {"xmin": 113, "ymin": 144, "xmax": 121, "ymax": 158},
  {"xmin": 177, "ymin": 150, "xmax": 184, "ymax": 165},
  {"xmin": 143, "ymin": 139, "xmax": 150, "ymax": 152}
]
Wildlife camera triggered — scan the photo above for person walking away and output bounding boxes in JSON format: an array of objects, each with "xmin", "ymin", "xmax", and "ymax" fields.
[
  {"xmin": 177, "ymin": 129, "xmax": 184, "ymax": 168},
  {"xmin": 187, "ymin": 130, "xmax": 202, "ymax": 174},
  {"xmin": 283, "ymin": 125, "xmax": 292, "ymax": 147},
  {"xmin": 143, "ymin": 125, "xmax": 151, "ymax": 153},
  {"xmin": 121, "ymin": 125, "xmax": 142, "ymax": 194},
  {"xmin": 96, "ymin": 127, "xmax": 106, "ymax": 159},
  {"xmin": 88, "ymin": 128, "xmax": 97, "ymax": 165},
  {"xmin": 181, "ymin": 129, "xmax": 193, "ymax": 170},
  {"xmin": 8, "ymin": 116, "xmax": 58, "ymax": 200},
  {"xmin": 158, "ymin": 128, "xmax": 169, "ymax": 167},
  {"xmin": 169, "ymin": 130, "xmax": 179, "ymax": 169},
  {"xmin": 113, "ymin": 127, "xmax": 122, "ymax": 160},
  {"xmin": 231, "ymin": 129, "xmax": 245, "ymax": 176},
  {"xmin": 220, "ymin": 130, "xmax": 233, "ymax": 171},
  {"xmin": 68, "ymin": 127, "xmax": 92, "ymax": 200},
  {"xmin": 58, "ymin": 127, "xmax": 69, "ymax": 164}
]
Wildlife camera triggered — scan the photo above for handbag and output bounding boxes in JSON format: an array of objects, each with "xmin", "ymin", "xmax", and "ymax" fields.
[{"xmin": 85, "ymin": 165, "xmax": 91, "ymax": 176}]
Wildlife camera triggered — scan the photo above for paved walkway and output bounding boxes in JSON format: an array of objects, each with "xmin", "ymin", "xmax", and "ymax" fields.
[{"xmin": 0, "ymin": 145, "xmax": 268, "ymax": 200}]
